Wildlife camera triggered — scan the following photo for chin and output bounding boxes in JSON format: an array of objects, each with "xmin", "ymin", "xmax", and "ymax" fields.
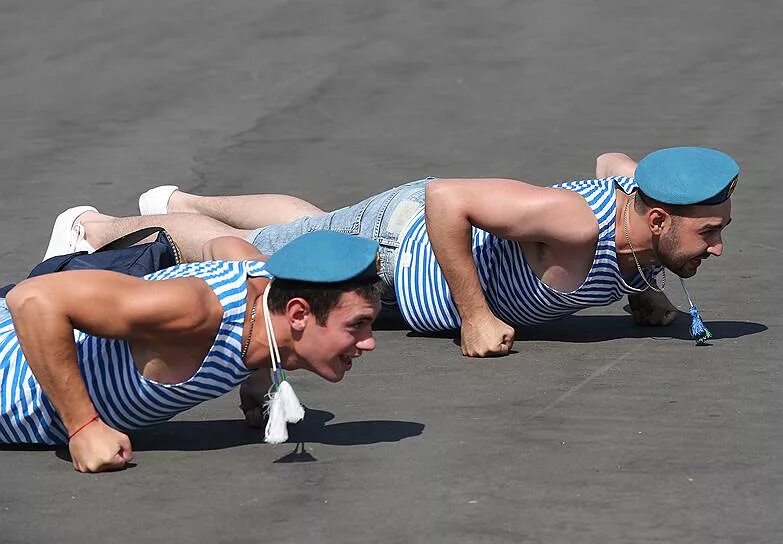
[
  {"xmin": 669, "ymin": 263, "xmax": 697, "ymax": 278},
  {"xmin": 315, "ymin": 367, "xmax": 344, "ymax": 383},
  {"xmin": 325, "ymin": 373, "xmax": 344, "ymax": 383}
]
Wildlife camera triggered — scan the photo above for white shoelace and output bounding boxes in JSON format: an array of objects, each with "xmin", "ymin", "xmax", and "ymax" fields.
[{"xmin": 69, "ymin": 222, "xmax": 94, "ymax": 253}]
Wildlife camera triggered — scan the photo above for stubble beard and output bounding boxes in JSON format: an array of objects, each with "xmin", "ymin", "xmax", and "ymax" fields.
[{"xmin": 653, "ymin": 225, "xmax": 696, "ymax": 278}]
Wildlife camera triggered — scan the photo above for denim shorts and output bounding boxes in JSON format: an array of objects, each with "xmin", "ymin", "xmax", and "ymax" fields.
[{"xmin": 247, "ymin": 178, "xmax": 432, "ymax": 298}]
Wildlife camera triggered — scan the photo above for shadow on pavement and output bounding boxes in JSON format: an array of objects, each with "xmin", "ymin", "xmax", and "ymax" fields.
[
  {"xmin": 121, "ymin": 407, "xmax": 424, "ymax": 452},
  {"xmin": 287, "ymin": 407, "xmax": 425, "ymax": 446},
  {"xmin": 3, "ymin": 411, "xmax": 424, "ymax": 466},
  {"xmin": 517, "ymin": 314, "xmax": 767, "ymax": 342},
  {"xmin": 402, "ymin": 314, "xmax": 766, "ymax": 343}
]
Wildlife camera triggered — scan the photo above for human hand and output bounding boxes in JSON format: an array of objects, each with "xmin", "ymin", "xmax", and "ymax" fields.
[
  {"xmin": 243, "ymin": 405, "xmax": 267, "ymax": 429},
  {"xmin": 459, "ymin": 311, "xmax": 515, "ymax": 357},
  {"xmin": 628, "ymin": 291, "xmax": 679, "ymax": 326},
  {"xmin": 240, "ymin": 373, "xmax": 272, "ymax": 428},
  {"xmin": 68, "ymin": 418, "xmax": 133, "ymax": 473}
]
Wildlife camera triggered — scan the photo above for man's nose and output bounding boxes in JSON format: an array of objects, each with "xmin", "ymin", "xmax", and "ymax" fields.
[
  {"xmin": 708, "ymin": 237, "xmax": 724, "ymax": 257},
  {"xmin": 356, "ymin": 334, "xmax": 376, "ymax": 352}
]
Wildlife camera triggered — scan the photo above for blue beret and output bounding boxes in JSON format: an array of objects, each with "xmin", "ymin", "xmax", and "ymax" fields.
[
  {"xmin": 635, "ymin": 147, "xmax": 739, "ymax": 205},
  {"xmin": 263, "ymin": 231, "xmax": 379, "ymax": 283}
]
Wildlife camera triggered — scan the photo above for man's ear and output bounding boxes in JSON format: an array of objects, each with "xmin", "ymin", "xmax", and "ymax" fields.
[
  {"xmin": 647, "ymin": 207, "xmax": 670, "ymax": 235},
  {"xmin": 286, "ymin": 297, "xmax": 311, "ymax": 331}
]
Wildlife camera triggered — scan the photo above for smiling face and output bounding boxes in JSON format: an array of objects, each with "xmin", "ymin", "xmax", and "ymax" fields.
[
  {"xmin": 289, "ymin": 290, "xmax": 380, "ymax": 382},
  {"xmin": 653, "ymin": 200, "xmax": 732, "ymax": 278}
]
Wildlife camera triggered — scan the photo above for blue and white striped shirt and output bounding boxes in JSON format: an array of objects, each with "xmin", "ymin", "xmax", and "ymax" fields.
[
  {"xmin": 394, "ymin": 177, "xmax": 658, "ymax": 332},
  {"xmin": 0, "ymin": 260, "xmax": 268, "ymax": 445}
]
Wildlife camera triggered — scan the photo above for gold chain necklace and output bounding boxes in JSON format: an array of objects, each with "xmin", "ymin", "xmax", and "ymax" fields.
[
  {"xmin": 622, "ymin": 193, "xmax": 666, "ymax": 293},
  {"xmin": 241, "ymin": 298, "xmax": 258, "ymax": 361}
]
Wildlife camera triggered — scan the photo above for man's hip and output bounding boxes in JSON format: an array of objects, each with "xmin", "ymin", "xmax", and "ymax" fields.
[{"xmin": 247, "ymin": 178, "xmax": 432, "ymax": 295}]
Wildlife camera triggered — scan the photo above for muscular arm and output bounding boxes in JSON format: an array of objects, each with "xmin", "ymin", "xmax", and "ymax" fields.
[
  {"xmin": 424, "ymin": 178, "xmax": 593, "ymax": 356},
  {"xmin": 6, "ymin": 271, "xmax": 218, "ymax": 471}
]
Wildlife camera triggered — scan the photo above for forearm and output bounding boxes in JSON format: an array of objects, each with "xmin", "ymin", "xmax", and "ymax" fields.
[
  {"xmin": 6, "ymin": 289, "xmax": 97, "ymax": 432},
  {"xmin": 424, "ymin": 183, "xmax": 491, "ymax": 318},
  {"xmin": 596, "ymin": 153, "xmax": 638, "ymax": 178}
]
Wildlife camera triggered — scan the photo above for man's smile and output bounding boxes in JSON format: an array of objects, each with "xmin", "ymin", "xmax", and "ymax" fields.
[{"xmin": 339, "ymin": 354, "xmax": 354, "ymax": 371}]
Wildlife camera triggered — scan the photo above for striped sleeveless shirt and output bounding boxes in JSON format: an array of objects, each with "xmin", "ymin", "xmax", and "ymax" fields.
[
  {"xmin": 0, "ymin": 260, "xmax": 268, "ymax": 445},
  {"xmin": 394, "ymin": 177, "xmax": 660, "ymax": 332}
]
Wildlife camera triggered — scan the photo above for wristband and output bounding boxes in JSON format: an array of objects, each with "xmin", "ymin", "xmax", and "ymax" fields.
[{"xmin": 68, "ymin": 414, "xmax": 100, "ymax": 440}]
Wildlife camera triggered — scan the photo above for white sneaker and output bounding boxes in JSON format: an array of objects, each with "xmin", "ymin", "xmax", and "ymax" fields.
[
  {"xmin": 139, "ymin": 185, "xmax": 179, "ymax": 215},
  {"xmin": 42, "ymin": 206, "xmax": 97, "ymax": 261}
]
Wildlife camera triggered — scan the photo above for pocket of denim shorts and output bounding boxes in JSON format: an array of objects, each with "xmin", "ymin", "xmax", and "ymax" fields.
[
  {"xmin": 305, "ymin": 198, "xmax": 372, "ymax": 235},
  {"xmin": 375, "ymin": 184, "xmax": 427, "ymax": 247}
]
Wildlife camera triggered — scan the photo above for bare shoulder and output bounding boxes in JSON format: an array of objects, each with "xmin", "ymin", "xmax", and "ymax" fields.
[
  {"xmin": 425, "ymin": 177, "xmax": 599, "ymax": 245},
  {"xmin": 127, "ymin": 277, "xmax": 223, "ymax": 335},
  {"xmin": 541, "ymin": 187, "xmax": 599, "ymax": 245}
]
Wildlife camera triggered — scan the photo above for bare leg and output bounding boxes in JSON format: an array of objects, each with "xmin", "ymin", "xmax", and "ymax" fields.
[
  {"xmin": 79, "ymin": 211, "xmax": 252, "ymax": 262},
  {"xmin": 167, "ymin": 191, "xmax": 326, "ymax": 230}
]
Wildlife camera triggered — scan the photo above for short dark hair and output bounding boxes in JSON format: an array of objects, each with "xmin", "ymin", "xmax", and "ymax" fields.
[
  {"xmin": 635, "ymin": 191, "xmax": 689, "ymax": 217},
  {"xmin": 267, "ymin": 278, "xmax": 383, "ymax": 326}
]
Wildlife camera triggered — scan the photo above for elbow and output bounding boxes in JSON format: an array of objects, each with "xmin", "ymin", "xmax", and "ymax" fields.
[
  {"xmin": 424, "ymin": 179, "xmax": 445, "ymax": 204},
  {"xmin": 596, "ymin": 152, "xmax": 627, "ymax": 161},
  {"xmin": 596, "ymin": 152, "xmax": 634, "ymax": 179},
  {"xmin": 424, "ymin": 181, "xmax": 475, "ymax": 237},
  {"xmin": 425, "ymin": 180, "xmax": 462, "ymax": 216},
  {"xmin": 5, "ymin": 282, "xmax": 45, "ymax": 317},
  {"xmin": 6, "ymin": 283, "xmax": 31, "ymax": 312},
  {"xmin": 595, "ymin": 153, "xmax": 616, "ymax": 178}
]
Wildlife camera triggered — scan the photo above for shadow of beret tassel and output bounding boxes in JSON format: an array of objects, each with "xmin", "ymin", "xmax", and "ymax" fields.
[
  {"xmin": 261, "ymin": 280, "xmax": 305, "ymax": 445},
  {"xmin": 680, "ymin": 277, "xmax": 712, "ymax": 345}
]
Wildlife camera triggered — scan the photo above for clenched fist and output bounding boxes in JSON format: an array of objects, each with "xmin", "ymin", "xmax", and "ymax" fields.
[
  {"xmin": 69, "ymin": 418, "xmax": 133, "ymax": 473},
  {"xmin": 460, "ymin": 311, "xmax": 515, "ymax": 357},
  {"xmin": 628, "ymin": 290, "xmax": 679, "ymax": 326}
]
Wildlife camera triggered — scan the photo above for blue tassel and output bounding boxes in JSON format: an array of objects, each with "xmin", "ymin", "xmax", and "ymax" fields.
[
  {"xmin": 688, "ymin": 305, "xmax": 712, "ymax": 345},
  {"xmin": 680, "ymin": 278, "xmax": 712, "ymax": 346}
]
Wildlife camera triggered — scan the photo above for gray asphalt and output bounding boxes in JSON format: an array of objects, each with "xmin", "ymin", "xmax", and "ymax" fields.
[{"xmin": 1, "ymin": 1, "xmax": 781, "ymax": 543}]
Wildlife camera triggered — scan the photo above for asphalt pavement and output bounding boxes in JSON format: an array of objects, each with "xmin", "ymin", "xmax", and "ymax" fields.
[{"xmin": 1, "ymin": 1, "xmax": 781, "ymax": 542}]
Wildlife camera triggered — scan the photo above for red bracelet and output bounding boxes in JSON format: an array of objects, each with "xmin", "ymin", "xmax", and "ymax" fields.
[{"xmin": 68, "ymin": 414, "xmax": 100, "ymax": 440}]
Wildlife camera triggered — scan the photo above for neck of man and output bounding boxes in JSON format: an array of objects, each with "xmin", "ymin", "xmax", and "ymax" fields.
[
  {"xmin": 615, "ymin": 190, "xmax": 660, "ymax": 279},
  {"xmin": 244, "ymin": 308, "xmax": 296, "ymax": 372},
  {"xmin": 242, "ymin": 277, "xmax": 295, "ymax": 372}
]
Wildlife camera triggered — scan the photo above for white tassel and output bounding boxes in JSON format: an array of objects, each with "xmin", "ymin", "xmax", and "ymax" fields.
[
  {"xmin": 278, "ymin": 380, "xmax": 304, "ymax": 423},
  {"xmin": 261, "ymin": 280, "xmax": 306, "ymax": 432},
  {"xmin": 264, "ymin": 392, "xmax": 288, "ymax": 444}
]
